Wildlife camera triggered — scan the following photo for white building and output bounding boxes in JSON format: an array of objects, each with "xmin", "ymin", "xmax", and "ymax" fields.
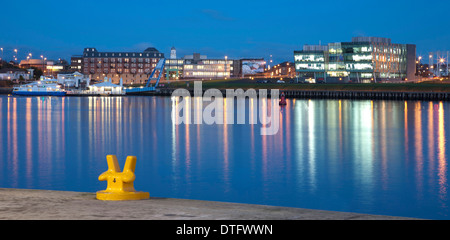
[
  {"xmin": 170, "ymin": 46, "xmax": 177, "ymax": 59},
  {"xmin": 88, "ymin": 77, "xmax": 124, "ymax": 95},
  {"xmin": 0, "ymin": 68, "xmax": 31, "ymax": 81},
  {"xmin": 57, "ymin": 71, "xmax": 90, "ymax": 87}
]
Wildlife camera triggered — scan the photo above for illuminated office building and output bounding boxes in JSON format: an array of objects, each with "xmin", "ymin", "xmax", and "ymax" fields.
[
  {"xmin": 182, "ymin": 53, "xmax": 233, "ymax": 79},
  {"xmin": 164, "ymin": 47, "xmax": 184, "ymax": 80},
  {"xmin": 294, "ymin": 37, "xmax": 416, "ymax": 83},
  {"xmin": 165, "ymin": 58, "xmax": 184, "ymax": 80},
  {"xmin": 19, "ymin": 59, "xmax": 68, "ymax": 77}
]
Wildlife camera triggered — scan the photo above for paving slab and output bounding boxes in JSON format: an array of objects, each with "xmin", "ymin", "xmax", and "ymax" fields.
[{"xmin": 0, "ymin": 188, "xmax": 419, "ymax": 220}]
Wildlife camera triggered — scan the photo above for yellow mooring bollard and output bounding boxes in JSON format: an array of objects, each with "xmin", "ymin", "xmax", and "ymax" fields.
[{"xmin": 96, "ymin": 155, "xmax": 149, "ymax": 201}]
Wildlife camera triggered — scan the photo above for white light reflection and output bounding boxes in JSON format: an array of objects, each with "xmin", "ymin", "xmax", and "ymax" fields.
[
  {"xmin": 307, "ymin": 100, "xmax": 316, "ymax": 191},
  {"xmin": 11, "ymin": 97, "xmax": 18, "ymax": 186},
  {"xmin": 223, "ymin": 97, "xmax": 230, "ymax": 192},
  {"xmin": 25, "ymin": 98, "xmax": 32, "ymax": 183},
  {"xmin": 378, "ymin": 101, "xmax": 387, "ymax": 190},
  {"xmin": 294, "ymin": 100, "xmax": 305, "ymax": 191},
  {"xmin": 171, "ymin": 96, "xmax": 179, "ymax": 174},
  {"xmin": 355, "ymin": 100, "xmax": 374, "ymax": 203},
  {"xmin": 249, "ymin": 98, "xmax": 256, "ymax": 170},
  {"xmin": 185, "ymin": 96, "xmax": 191, "ymax": 175}
]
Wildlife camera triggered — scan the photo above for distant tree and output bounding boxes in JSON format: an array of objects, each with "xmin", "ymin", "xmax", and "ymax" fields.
[
  {"xmin": 31, "ymin": 67, "xmax": 43, "ymax": 79},
  {"xmin": 0, "ymin": 61, "xmax": 21, "ymax": 69}
]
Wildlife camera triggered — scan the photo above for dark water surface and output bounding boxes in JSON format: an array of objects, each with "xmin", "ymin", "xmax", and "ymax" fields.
[{"xmin": 1, "ymin": 95, "xmax": 449, "ymax": 219}]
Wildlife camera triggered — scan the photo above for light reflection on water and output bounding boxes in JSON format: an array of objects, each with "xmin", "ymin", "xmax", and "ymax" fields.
[{"xmin": 0, "ymin": 95, "xmax": 449, "ymax": 219}]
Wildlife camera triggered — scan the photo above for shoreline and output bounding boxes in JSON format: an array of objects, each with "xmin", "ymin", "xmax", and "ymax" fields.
[{"xmin": 2, "ymin": 84, "xmax": 450, "ymax": 101}]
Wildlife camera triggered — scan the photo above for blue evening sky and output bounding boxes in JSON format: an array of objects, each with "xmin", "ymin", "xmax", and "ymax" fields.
[{"xmin": 1, "ymin": 0, "xmax": 449, "ymax": 64}]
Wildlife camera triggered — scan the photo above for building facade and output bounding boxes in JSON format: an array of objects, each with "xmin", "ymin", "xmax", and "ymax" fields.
[
  {"xmin": 164, "ymin": 53, "xmax": 267, "ymax": 80},
  {"xmin": 264, "ymin": 61, "xmax": 294, "ymax": 78},
  {"xmin": 79, "ymin": 46, "xmax": 266, "ymax": 82},
  {"xmin": 0, "ymin": 68, "xmax": 31, "ymax": 81},
  {"xmin": 19, "ymin": 59, "xmax": 67, "ymax": 77},
  {"xmin": 81, "ymin": 47, "xmax": 164, "ymax": 84},
  {"xmin": 182, "ymin": 53, "xmax": 233, "ymax": 79},
  {"xmin": 57, "ymin": 71, "xmax": 90, "ymax": 88},
  {"xmin": 165, "ymin": 58, "xmax": 184, "ymax": 80},
  {"xmin": 294, "ymin": 37, "xmax": 416, "ymax": 83},
  {"xmin": 70, "ymin": 55, "xmax": 83, "ymax": 72},
  {"xmin": 164, "ymin": 47, "xmax": 184, "ymax": 80},
  {"xmin": 19, "ymin": 59, "xmax": 47, "ymax": 72},
  {"xmin": 238, "ymin": 59, "xmax": 266, "ymax": 77}
]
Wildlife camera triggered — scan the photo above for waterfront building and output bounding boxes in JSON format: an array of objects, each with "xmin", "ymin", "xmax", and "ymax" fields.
[
  {"xmin": 81, "ymin": 47, "xmax": 164, "ymax": 85},
  {"xmin": 88, "ymin": 77, "xmax": 124, "ymax": 95},
  {"xmin": 165, "ymin": 58, "xmax": 184, "ymax": 80},
  {"xmin": 57, "ymin": 71, "xmax": 90, "ymax": 88},
  {"xmin": 70, "ymin": 55, "xmax": 83, "ymax": 72},
  {"xmin": 19, "ymin": 59, "xmax": 47, "ymax": 72},
  {"xmin": 45, "ymin": 60, "xmax": 67, "ymax": 76},
  {"xmin": 235, "ymin": 58, "xmax": 266, "ymax": 77},
  {"xmin": 0, "ymin": 68, "xmax": 31, "ymax": 82},
  {"xmin": 182, "ymin": 53, "xmax": 233, "ymax": 79},
  {"xmin": 294, "ymin": 37, "xmax": 416, "ymax": 83},
  {"xmin": 426, "ymin": 51, "xmax": 450, "ymax": 77},
  {"xmin": 19, "ymin": 59, "xmax": 67, "ymax": 77},
  {"xmin": 165, "ymin": 47, "xmax": 184, "ymax": 80},
  {"xmin": 264, "ymin": 61, "xmax": 295, "ymax": 78},
  {"xmin": 164, "ymin": 53, "xmax": 266, "ymax": 80},
  {"xmin": 79, "ymin": 46, "xmax": 267, "ymax": 82}
]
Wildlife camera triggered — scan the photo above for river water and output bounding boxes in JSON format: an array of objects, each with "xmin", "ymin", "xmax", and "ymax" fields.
[{"xmin": 0, "ymin": 95, "xmax": 449, "ymax": 219}]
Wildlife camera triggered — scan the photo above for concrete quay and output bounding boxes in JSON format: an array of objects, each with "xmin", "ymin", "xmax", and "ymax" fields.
[
  {"xmin": 0, "ymin": 188, "xmax": 419, "ymax": 220},
  {"xmin": 157, "ymin": 87, "xmax": 450, "ymax": 101}
]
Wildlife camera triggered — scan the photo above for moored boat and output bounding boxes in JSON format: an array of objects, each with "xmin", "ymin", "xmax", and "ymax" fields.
[{"xmin": 12, "ymin": 77, "xmax": 66, "ymax": 96}]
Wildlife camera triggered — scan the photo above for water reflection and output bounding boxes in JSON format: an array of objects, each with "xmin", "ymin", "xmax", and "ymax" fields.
[
  {"xmin": 438, "ymin": 102, "xmax": 447, "ymax": 205},
  {"xmin": 0, "ymin": 95, "xmax": 449, "ymax": 219},
  {"xmin": 414, "ymin": 101, "xmax": 424, "ymax": 198}
]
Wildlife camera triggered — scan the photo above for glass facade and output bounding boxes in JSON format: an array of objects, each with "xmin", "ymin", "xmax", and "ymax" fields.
[
  {"xmin": 183, "ymin": 60, "xmax": 233, "ymax": 79},
  {"xmin": 294, "ymin": 37, "xmax": 415, "ymax": 83},
  {"xmin": 165, "ymin": 59, "xmax": 184, "ymax": 79}
]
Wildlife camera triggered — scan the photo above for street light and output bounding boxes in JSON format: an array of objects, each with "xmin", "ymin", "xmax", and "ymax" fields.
[
  {"xmin": 41, "ymin": 55, "xmax": 45, "ymax": 77},
  {"xmin": 224, "ymin": 55, "xmax": 228, "ymax": 79},
  {"xmin": 417, "ymin": 56, "xmax": 422, "ymax": 81},
  {"xmin": 429, "ymin": 54, "xmax": 434, "ymax": 78},
  {"xmin": 439, "ymin": 58, "xmax": 445, "ymax": 77}
]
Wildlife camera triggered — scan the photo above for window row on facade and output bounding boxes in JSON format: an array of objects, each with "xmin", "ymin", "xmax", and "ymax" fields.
[{"xmin": 293, "ymin": 37, "xmax": 416, "ymax": 82}]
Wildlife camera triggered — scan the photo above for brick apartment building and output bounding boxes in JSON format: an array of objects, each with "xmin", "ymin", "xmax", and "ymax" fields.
[{"xmin": 81, "ymin": 47, "xmax": 164, "ymax": 84}]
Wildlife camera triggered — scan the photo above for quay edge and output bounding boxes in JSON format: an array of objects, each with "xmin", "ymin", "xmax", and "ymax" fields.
[
  {"xmin": 0, "ymin": 87, "xmax": 12, "ymax": 94},
  {"xmin": 157, "ymin": 88, "xmax": 450, "ymax": 101},
  {"xmin": 0, "ymin": 188, "xmax": 420, "ymax": 220},
  {"xmin": 2, "ymin": 87, "xmax": 450, "ymax": 101}
]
